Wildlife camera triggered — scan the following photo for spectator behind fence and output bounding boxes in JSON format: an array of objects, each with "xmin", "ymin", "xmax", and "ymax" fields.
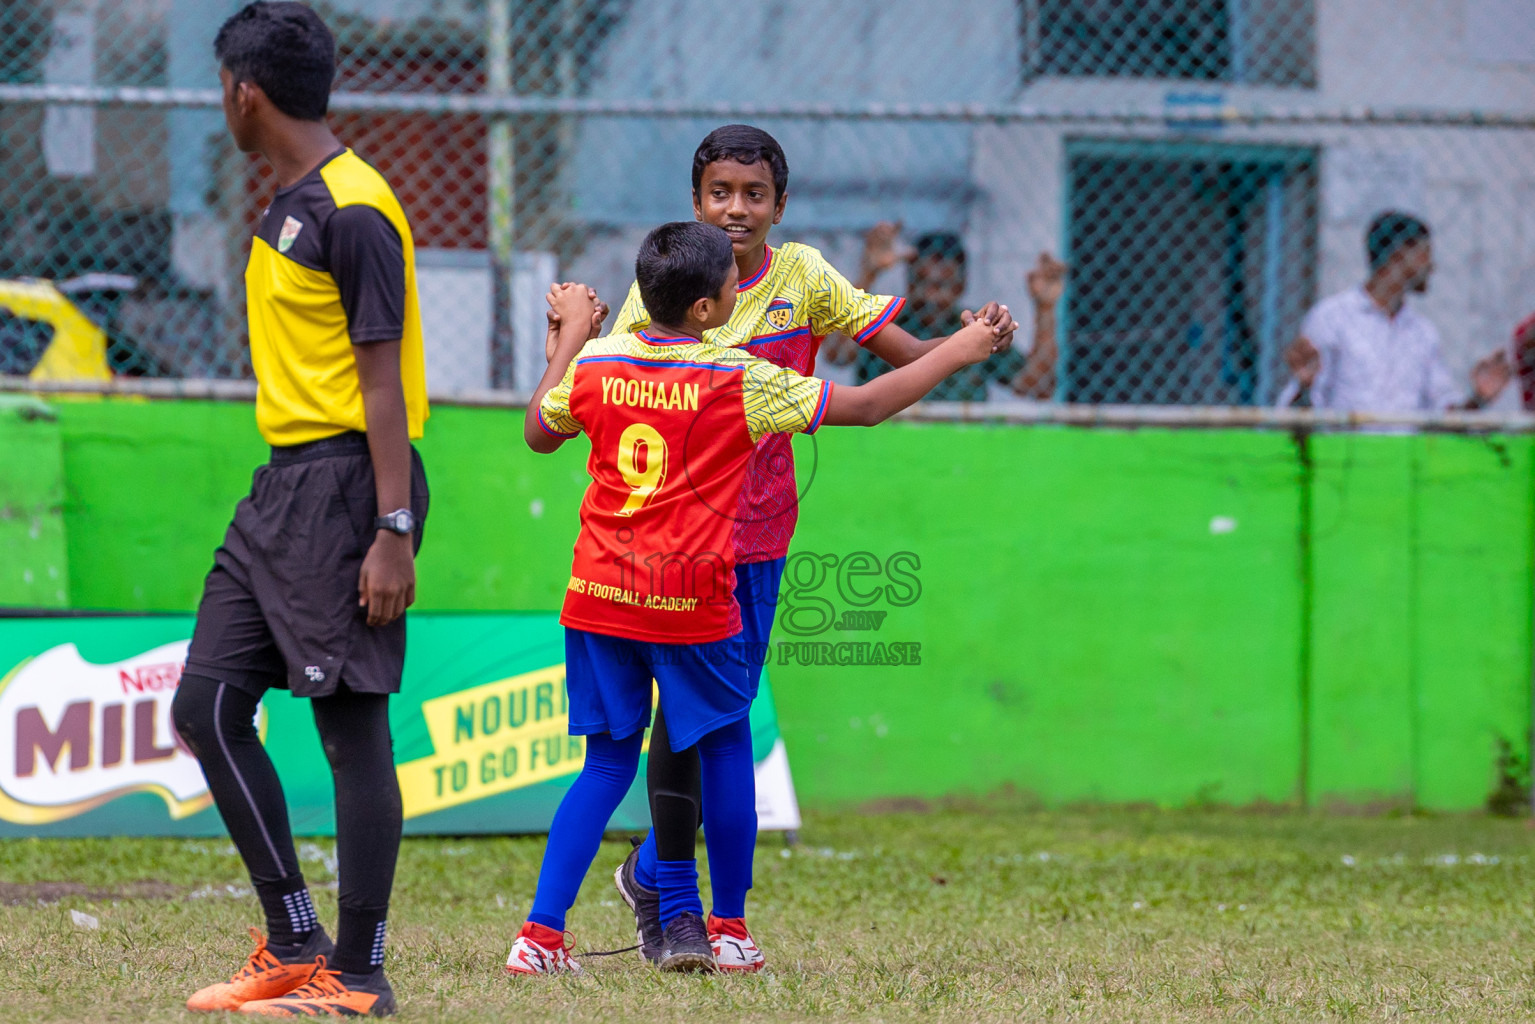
[
  {"xmin": 1509, "ymin": 313, "xmax": 1535, "ymax": 409},
  {"xmin": 822, "ymin": 225, "xmax": 1064, "ymax": 401},
  {"xmin": 1280, "ymin": 211, "xmax": 1510, "ymax": 412}
]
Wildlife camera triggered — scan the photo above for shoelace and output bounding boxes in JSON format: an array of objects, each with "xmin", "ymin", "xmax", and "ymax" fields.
[
  {"xmin": 552, "ymin": 930, "xmax": 589, "ymax": 966},
  {"xmin": 521, "ymin": 929, "xmax": 578, "ymax": 962},
  {"xmin": 233, "ymin": 928, "xmax": 282, "ymax": 981},
  {"xmin": 558, "ymin": 924, "xmax": 639, "ymax": 959},
  {"xmin": 282, "ymin": 958, "xmax": 343, "ymax": 1000},
  {"xmin": 515, "ymin": 927, "xmax": 636, "ymax": 964},
  {"xmin": 576, "ymin": 943, "xmax": 640, "ymax": 958}
]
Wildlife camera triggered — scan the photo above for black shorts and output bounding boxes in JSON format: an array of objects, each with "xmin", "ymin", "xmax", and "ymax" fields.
[{"xmin": 186, "ymin": 431, "xmax": 430, "ymax": 698}]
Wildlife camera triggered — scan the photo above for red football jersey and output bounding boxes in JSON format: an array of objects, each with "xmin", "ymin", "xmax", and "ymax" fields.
[{"xmin": 538, "ymin": 329, "xmax": 831, "ymax": 643}]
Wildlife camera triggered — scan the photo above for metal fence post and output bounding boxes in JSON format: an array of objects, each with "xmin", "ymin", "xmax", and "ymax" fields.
[{"xmin": 487, "ymin": 0, "xmax": 515, "ymax": 390}]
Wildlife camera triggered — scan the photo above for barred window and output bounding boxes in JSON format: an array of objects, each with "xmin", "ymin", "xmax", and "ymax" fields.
[
  {"xmin": 1022, "ymin": 0, "xmax": 1316, "ymax": 86},
  {"xmin": 1063, "ymin": 140, "xmax": 1319, "ymax": 406}
]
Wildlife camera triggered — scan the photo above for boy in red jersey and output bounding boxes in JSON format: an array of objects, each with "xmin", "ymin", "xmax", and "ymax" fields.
[{"xmin": 504, "ymin": 221, "xmax": 1006, "ymax": 974}]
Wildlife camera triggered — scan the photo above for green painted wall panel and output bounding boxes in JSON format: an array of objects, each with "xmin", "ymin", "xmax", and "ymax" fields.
[
  {"xmin": 1306, "ymin": 434, "xmax": 1535, "ymax": 810},
  {"xmin": 1412, "ymin": 435, "xmax": 1534, "ymax": 810},
  {"xmin": 52, "ymin": 401, "xmax": 591, "ymax": 614},
  {"xmin": 55, "ymin": 399, "xmax": 264, "ymax": 611},
  {"xmin": 409, "ymin": 406, "xmax": 590, "ymax": 611},
  {"xmin": 0, "ymin": 397, "xmax": 69, "ymax": 608},
  {"xmin": 1307, "ymin": 434, "xmax": 1417, "ymax": 805},
  {"xmin": 780, "ymin": 425, "xmax": 1305, "ymax": 806}
]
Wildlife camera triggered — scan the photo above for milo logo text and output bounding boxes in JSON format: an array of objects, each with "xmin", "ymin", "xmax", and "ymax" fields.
[{"xmin": 0, "ymin": 642, "xmax": 212, "ymax": 824}]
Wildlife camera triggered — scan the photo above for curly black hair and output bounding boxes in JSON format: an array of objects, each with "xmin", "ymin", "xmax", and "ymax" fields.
[{"xmin": 215, "ymin": 2, "xmax": 336, "ymax": 121}]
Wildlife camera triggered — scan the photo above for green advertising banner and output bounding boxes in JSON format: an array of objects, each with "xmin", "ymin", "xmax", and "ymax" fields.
[{"xmin": 0, "ymin": 613, "xmax": 800, "ymax": 838}]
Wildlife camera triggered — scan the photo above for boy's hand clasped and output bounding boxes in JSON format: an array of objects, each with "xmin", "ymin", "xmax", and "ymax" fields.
[
  {"xmin": 545, "ymin": 284, "xmax": 607, "ymax": 359},
  {"xmin": 950, "ymin": 314, "xmax": 1011, "ymax": 366}
]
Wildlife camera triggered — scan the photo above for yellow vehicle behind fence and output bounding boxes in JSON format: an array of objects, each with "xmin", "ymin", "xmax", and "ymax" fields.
[{"xmin": 0, "ymin": 276, "xmax": 118, "ymax": 383}]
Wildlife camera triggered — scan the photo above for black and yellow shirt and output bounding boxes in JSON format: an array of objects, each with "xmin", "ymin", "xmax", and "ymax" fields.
[{"xmin": 246, "ymin": 148, "xmax": 428, "ymax": 446}]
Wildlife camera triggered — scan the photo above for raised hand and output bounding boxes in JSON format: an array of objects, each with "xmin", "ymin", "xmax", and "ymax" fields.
[
  {"xmin": 545, "ymin": 286, "xmax": 607, "ymax": 359},
  {"xmin": 544, "ymin": 308, "xmax": 561, "ymax": 361},
  {"xmin": 859, "ymin": 221, "xmax": 915, "ymax": 284},
  {"xmin": 947, "ymin": 314, "xmax": 1004, "ymax": 366},
  {"xmin": 1027, "ymin": 252, "xmax": 1067, "ymax": 308},
  {"xmin": 1472, "ymin": 350, "xmax": 1512, "ymax": 404},
  {"xmin": 589, "ymin": 293, "xmax": 610, "ymax": 340},
  {"xmin": 1285, "ymin": 336, "xmax": 1321, "ymax": 389}
]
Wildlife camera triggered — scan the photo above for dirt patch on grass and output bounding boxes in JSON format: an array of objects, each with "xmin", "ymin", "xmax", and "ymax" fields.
[
  {"xmin": 858, "ymin": 784, "xmax": 1051, "ymax": 816},
  {"xmin": 0, "ymin": 880, "xmax": 184, "ymax": 905},
  {"xmin": 858, "ymin": 796, "xmax": 934, "ymax": 815}
]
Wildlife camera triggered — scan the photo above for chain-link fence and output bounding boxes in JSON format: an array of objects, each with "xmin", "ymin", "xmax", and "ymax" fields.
[{"xmin": 1, "ymin": 0, "xmax": 1532, "ymax": 408}]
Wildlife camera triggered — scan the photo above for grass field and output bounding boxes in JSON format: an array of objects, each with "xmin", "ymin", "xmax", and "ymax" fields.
[{"xmin": 4, "ymin": 803, "xmax": 1535, "ymax": 1022}]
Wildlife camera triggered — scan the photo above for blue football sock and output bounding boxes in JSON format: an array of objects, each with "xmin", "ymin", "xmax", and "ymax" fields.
[
  {"xmin": 654, "ymin": 858, "xmax": 703, "ymax": 931},
  {"xmin": 635, "ymin": 830, "xmax": 660, "ymax": 890},
  {"xmin": 696, "ymin": 716, "xmax": 757, "ymax": 920},
  {"xmin": 528, "ymin": 731, "xmax": 644, "ymax": 931}
]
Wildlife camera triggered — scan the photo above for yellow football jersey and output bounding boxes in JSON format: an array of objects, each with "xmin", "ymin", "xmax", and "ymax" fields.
[
  {"xmin": 607, "ymin": 241, "xmax": 902, "ymax": 378},
  {"xmin": 245, "ymin": 149, "xmax": 429, "ymax": 446}
]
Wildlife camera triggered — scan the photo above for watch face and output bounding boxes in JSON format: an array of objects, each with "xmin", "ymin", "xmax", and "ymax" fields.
[{"xmin": 381, "ymin": 510, "xmax": 414, "ymax": 533}]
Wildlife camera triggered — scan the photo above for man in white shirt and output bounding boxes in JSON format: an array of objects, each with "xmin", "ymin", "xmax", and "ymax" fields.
[{"xmin": 1281, "ymin": 212, "xmax": 1509, "ymax": 412}]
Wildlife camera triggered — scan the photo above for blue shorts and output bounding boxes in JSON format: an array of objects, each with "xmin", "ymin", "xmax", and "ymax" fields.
[
  {"xmin": 565, "ymin": 628, "xmax": 755, "ymax": 751},
  {"xmin": 565, "ymin": 557, "xmax": 785, "ymax": 751}
]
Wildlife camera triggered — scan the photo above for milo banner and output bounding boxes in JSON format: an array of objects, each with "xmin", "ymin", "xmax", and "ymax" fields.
[{"xmin": 0, "ymin": 613, "xmax": 801, "ymax": 837}]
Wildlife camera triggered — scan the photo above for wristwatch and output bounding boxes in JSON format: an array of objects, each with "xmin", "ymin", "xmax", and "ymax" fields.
[{"xmin": 374, "ymin": 508, "xmax": 416, "ymax": 535}]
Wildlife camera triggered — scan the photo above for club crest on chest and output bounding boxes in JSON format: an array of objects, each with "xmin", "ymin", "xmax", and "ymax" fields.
[
  {"xmin": 765, "ymin": 299, "xmax": 794, "ymax": 331},
  {"xmin": 278, "ymin": 216, "xmax": 304, "ymax": 254}
]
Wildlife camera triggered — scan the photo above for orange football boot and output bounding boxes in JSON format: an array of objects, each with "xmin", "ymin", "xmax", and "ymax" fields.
[
  {"xmin": 186, "ymin": 927, "xmax": 333, "ymax": 1012},
  {"xmin": 239, "ymin": 958, "xmax": 396, "ymax": 1017}
]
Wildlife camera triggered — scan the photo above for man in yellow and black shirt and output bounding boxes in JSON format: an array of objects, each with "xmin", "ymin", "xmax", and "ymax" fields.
[{"xmin": 171, "ymin": 4, "xmax": 426, "ymax": 1017}]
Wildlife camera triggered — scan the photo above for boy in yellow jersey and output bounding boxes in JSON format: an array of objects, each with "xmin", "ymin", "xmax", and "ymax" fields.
[
  {"xmin": 170, "ymin": 3, "xmax": 427, "ymax": 1017},
  {"xmin": 604, "ymin": 125, "xmax": 1018, "ymax": 968}
]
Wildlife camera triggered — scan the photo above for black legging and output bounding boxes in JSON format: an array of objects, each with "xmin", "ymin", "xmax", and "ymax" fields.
[
  {"xmin": 647, "ymin": 706, "xmax": 704, "ymax": 861},
  {"xmin": 172, "ymin": 674, "xmax": 400, "ymax": 973}
]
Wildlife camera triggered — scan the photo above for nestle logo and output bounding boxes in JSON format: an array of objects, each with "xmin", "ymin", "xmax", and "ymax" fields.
[{"xmin": 119, "ymin": 661, "xmax": 182, "ymax": 694}]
